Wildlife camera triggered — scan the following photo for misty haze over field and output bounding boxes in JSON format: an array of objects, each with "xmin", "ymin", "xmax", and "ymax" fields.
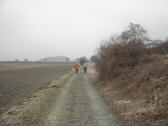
[{"xmin": 0, "ymin": 0, "xmax": 168, "ymax": 61}]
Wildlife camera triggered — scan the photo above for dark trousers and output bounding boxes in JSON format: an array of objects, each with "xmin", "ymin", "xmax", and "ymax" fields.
[
  {"xmin": 75, "ymin": 69, "xmax": 78, "ymax": 74},
  {"xmin": 83, "ymin": 67, "xmax": 87, "ymax": 73}
]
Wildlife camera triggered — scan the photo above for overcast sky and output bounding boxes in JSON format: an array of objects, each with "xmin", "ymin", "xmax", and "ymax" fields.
[{"xmin": 0, "ymin": 0, "xmax": 168, "ymax": 61}]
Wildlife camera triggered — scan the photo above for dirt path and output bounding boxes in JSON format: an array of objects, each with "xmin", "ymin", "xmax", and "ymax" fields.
[
  {"xmin": 0, "ymin": 72, "xmax": 117, "ymax": 126},
  {"xmin": 45, "ymin": 73, "xmax": 117, "ymax": 126}
]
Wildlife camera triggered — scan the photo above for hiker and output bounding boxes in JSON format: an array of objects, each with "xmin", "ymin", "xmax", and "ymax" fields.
[
  {"xmin": 83, "ymin": 63, "xmax": 88, "ymax": 73},
  {"xmin": 74, "ymin": 63, "xmax": 80, "ymax": 74}
]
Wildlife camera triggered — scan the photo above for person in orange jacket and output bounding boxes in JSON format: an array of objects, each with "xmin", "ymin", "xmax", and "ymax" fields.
[{"xmin": 74, "ymin": 63, "xmax": 80, "ymax": 74}]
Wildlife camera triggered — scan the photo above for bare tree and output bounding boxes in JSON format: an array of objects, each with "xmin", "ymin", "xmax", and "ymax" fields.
[
  {"xmin": 14, "ymin": 59, "xmax": 19, "ymax": 63},
  {"xmin": 78, "ymin": 57, "xmax": 88, "ymax": 65},
  {"xmin": 120, "ymin": 23, "xmax": 149, "ymax": 42},
  {"xmin": 90, "ymin": 55, "xmax": 98, "ymax": 62},
  {"xmin": 24, "ymin": 58, "xmax": 28, "ymax": 62}
]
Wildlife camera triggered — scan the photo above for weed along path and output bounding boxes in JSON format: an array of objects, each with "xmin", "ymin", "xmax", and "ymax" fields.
[
  {"xmin": 45, "ymin": 73, "xmax": 117, "ymax": 126},
  {"xmin": 0, "ymin": 72, "xmax": 117, "ymax": 126}
]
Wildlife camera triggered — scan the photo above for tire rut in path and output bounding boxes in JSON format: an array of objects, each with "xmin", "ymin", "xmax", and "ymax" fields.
[{"xmin": 45, "ymin": 73, "xmax": 117, "ymax": 126}]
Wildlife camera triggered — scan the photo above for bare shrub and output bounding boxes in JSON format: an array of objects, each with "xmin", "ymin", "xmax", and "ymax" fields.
[
  {"xmin": 95, "ymin": 23, "xmax": 168, "ymax": 126},
  {"xmin": 155, "ymin": 40, "xmax": 168, "ymax": 54},
  {"xmin": 95, "ymin": 23, "xmax": 168, "ymax": 80},
  {"xmin": 96, "ymin": 39, "xmax": 147, "ymax": 80}
]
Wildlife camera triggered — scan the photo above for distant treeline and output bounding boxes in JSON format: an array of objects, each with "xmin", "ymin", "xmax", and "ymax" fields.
[{"xmin": 0, "ymin": 61, "xmax": 74, "ymax": 64}]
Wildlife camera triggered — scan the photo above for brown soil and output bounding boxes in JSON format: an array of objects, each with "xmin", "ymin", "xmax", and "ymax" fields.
[
  {"xmin": 0, "ymin": 72, "xmax": 73, "ymax": 126},
  {"xmin": 0, "ymin": 63, "xmax": 72, "ymax": 115}
]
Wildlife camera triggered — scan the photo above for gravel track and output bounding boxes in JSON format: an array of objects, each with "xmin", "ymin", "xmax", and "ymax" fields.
[{"xmin": 45, "ymin": 73, "xmax": 117, "ymax": 126}]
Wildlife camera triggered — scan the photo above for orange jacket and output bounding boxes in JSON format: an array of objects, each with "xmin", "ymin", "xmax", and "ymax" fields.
[{"xmin": 74, "ymin": 64, "xmax": 80, "ymax": 69}]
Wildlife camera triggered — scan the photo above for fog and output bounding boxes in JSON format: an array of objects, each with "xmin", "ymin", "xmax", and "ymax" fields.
[{"xmin": 0, "ymin": 0, "xmax": 168, "ymax": 61}]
